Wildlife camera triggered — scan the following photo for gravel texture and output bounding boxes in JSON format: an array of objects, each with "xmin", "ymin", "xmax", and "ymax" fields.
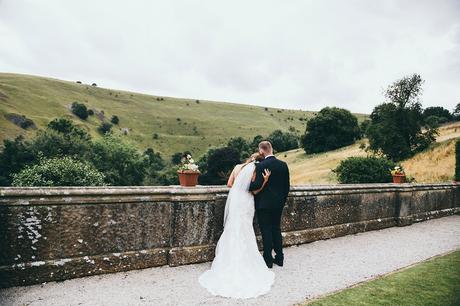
[{"xmin": 1, "ymin": 215, "xmax": 459, "ymax": 306}]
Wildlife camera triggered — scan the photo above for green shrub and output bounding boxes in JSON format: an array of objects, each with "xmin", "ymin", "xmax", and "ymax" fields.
[
  {"xmin": 0, "ymin": 136, "xmax": 35, "ymax": 186},
  {"xmin": 268, "ymin": 130, "xmax": 299, "ymax": 153},
  {"xmin": 12, "ymin": 156, "xmax": 105, "ymax": 187},
  {"xmin": 98, "ymin": 122, "xmax": 113, "ymax": 134},
  {"xmin": 334, "ymin": 156, "xmax": 396, "ymax": 184},
  {"xmin": 456, "ymin": 139, "xmax": 460, "ymax": 181},
  {"xmin": 71, "ymin": 102, "xmax": 88, "ymax": 120},
  {"xmin": 301, "ymin": 107, "xmax": 360, "ymax": 154},
  {"xmin": 88, "ymin": 135, "xmax": 146, "ymax": 185},
  {"xmin": 199, "ymin": 146, "xmax": 241, "ymax": 185},
  {"xmin": 111, "ymin": 115, "xmax": 119, "ymax": 125}
]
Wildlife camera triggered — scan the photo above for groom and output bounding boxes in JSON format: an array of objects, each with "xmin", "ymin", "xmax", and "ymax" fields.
[{"xmin": 249, "ymin": 141, "xmax": 290, "ymax": 268}]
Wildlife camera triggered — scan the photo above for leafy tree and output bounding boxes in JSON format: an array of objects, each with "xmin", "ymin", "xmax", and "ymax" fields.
[
  {"xmin": 367, "ymin": 74, "xmax": 438, "ymax": 161},
  {"xmin": 251, "ymin": 135, "xmax": 264, "ymax": 151},
  {"xmin": 301, "ymin": 107, "xmax": 360, "ymax": 154},
  {"xmin": 33, "ymin": 129, "xmax": 91, "ymax": 160},
  {"xmin": 359, "ymin": 119, "xmax": 371, "ymax": 138},
  {"xmin": 111, "ymin": 115, "xmax": 119, "ymax": 125},
  {"xmin": 98, "ymin": 122, "xmax": 113, "ymax": 135},
  {"xmin": 47, "ymin": 117, "xmax": 90, "ymax": 141},
  {"xmin": 456, "ymin": 139, "xmax": 460, "ymax": 181},
  {"xmin": 88, "ymin": 135, "xmax": 146, "ymax": 186},
  {"xmin": 422, "ymin": 106, "xmax": 452, "ymax": 124},
  {"xmin": 143, "ymin": 148, "xmax": 167, "ymax": 185},
  {"xmin": 144, "ymin": 148, "xmax": 164, "ymax": 171},
  {"xmin": 71, "ymin": 102, "xmax": 88, "ymax": 120},
  {"xmin": 227, "ymin": 137, "xmax": 251, "ymax": 159},
  {"xmin": 452, "ymin": 103, "xmax": 460, "ymax": 121},
  {"xmin": 334, "ymin": 156, "xmax": 396, "ymax": 184},
  {"xmin": 199, "ymin": 147, "xmax": 241, "ymax": 185},
  {"xmin": 268, "ymin": 130, "xmax": 299, "ymax": 153},
  {"xmin": 171, "ymin": 151, "xmax": 191, "ymax": 165},
  {"xmin": 0, "ymin": 136, "xmax": 35, "ymax": 186},
  {"xmin": 12, "ymin": 156, "xmax": 105, "ymax": 187},
  {"xmin": 171, "ymin": 152, "xmax": 183, "ymax": 165}
]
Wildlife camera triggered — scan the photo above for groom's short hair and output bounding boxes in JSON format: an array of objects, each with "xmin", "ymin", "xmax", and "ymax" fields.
[{"xmin": 259, "ymin": 141, "xmax": 273, "ymax": 154}]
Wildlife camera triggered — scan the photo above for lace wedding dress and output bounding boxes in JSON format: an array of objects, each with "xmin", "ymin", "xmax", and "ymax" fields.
[{"xmin": 199, "ymin": 162, "xmax": 275, "ymax": 299}]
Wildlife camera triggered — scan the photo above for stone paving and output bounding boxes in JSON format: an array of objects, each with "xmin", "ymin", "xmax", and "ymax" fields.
[{"xmin": 1, "ymin": 215, "xmax": 459, "ymax": 306}]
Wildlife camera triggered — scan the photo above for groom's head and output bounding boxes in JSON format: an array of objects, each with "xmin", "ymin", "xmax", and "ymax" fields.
[{"xmin": 258, "ymin": 141, "xmax": 273, "ymax": 157}]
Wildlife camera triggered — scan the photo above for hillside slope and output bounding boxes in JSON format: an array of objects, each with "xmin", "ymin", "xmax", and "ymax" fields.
[
  {"xmin": 1, "ymin": 73, "xmax": 369, "ymax": 157},
  {"xmin": 279, "ymin": 122, "xmax": 460, "ymax": 184}
]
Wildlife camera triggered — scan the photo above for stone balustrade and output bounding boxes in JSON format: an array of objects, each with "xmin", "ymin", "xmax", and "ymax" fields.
[{"xmin": 0, "ymin": 183, "xmax": 458, "ymax": 288}]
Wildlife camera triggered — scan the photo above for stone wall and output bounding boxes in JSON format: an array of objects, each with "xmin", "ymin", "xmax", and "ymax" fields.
[{"xmin": 0, "ymin": 183, "xmax": 458, "ymax": 288}]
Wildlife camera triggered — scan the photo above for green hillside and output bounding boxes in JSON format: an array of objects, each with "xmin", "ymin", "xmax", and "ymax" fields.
[{"xmin": 0, "ymin": 73, "xmax": 366, "ymax": 157}]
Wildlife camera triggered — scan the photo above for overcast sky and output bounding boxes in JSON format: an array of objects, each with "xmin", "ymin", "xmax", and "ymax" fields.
[{"xmin": 1, "ymin": 0, "xmax": 459, "ymax": 113}]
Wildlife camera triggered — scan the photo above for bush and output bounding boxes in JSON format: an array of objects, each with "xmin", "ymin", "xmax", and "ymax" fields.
[
  {"xmin": 142, "ymin": 148, "xmax": 166, "ymax": 185},
  {"xmin": 453, "ymin": 103, "xmax": 460, "ymax": 121},
  {"xmin": 98, "ymin": 122, "xmax": 113, "ymax": 134},
  {"xmin": 334, "ymin": 156, "xmax": 396, "ymax": 184},
  {"xmin": 88, "ymin": 109, "xmax": 94, "ymax": 116},
  {"xmin": 359, "ymin": 119, "xmax": 370, "ymax": 137},
  {"xmin": 301, "ymin": 107, "xmax": 360, "ymax": 154},
  {"xmin": 268, "ymin": 130, "xmax": 299, "ymax": 153},
  {"xmin": 12, "ymin": 156, "xmax": 105, "ymax": 187},
  {"xmin": 111, "ymin": 115, "xmax": 119, "ymax": 125},
  {"xmin": 456, "ymin": 140, "xmax": 460, "ymax": 181},
  {"xmin": 88, "ymin": 135, "xmax": 146, "ymax": 186},
  {"xmin": 227, "ymin": 137, "xmax": 251, "ymax": 159},
  {"xmin": 199, "ymin": 147, "xmax": 241, "ymax": 185},
  {"xmin": 71, "ymin": 102, "xmax": 88, "ymax": 120},
  {"xmin": 423, "ymin": 106, "xmax": 452, "ymax": 123},
  {"xmin": 5, "ymin": 113, "xmax": 36, "ymax": 129},
  {"xmin": 34, "ymin": 118, "xmax": 92, "ymax": 159},
  {"xmin": 47, "ymin": 117, "xmax": 90, "ymax": 140},
  {"xmin": 0, "ymin": 136, "xmax": 35, "ymax": 186},
  {"xmin": 92, "ymin": 83, "xmax": 97, "ymax": 87}
]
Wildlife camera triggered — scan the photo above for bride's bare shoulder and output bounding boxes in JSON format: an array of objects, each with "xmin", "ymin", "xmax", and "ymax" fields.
[{"xmin": 233, "ymin": 163, "xmax": 244, "ymax": 174}]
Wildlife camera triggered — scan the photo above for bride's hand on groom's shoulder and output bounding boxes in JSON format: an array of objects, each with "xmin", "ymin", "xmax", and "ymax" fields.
[{"xmin": 262, "ymin": 169, "xmax": 271, "ymax": 182}]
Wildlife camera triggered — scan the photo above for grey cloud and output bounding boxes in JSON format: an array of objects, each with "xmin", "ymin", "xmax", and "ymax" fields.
[{"xmin": 0, "ymin": 0, "xmax": 459, "ymax": 113}]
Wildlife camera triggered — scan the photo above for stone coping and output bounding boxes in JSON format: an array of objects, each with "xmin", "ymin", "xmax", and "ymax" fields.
[{"xmin": 0, "ymin": 183, "xmax": 457, "ymax": 205}]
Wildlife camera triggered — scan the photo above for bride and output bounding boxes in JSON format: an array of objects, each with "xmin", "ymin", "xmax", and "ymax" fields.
[{"xmin": 199, "ymin": 153, "xmax": 275, "ymax": 299}]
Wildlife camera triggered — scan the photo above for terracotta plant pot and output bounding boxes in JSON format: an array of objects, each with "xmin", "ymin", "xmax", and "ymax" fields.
[
  {"xmin": 392, "ymin": 174, "xmax": 406, "ymax": 183},
  {"xmin": 177, "ymin": 171, "xmax": 200, "ymax": 187}
]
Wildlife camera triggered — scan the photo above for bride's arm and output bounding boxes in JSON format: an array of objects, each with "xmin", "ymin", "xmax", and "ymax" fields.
[
  {"xmin": 227, "ymin": 167, "xmax": 237, "ymax": 187},
  {"xmin": 252, "ymin": 169, "xmax": 271, "ymax": 195}
]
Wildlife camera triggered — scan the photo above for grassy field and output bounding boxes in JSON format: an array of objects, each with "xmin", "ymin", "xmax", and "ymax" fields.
[
  {"xmin": 0, "ymin": 73, "xmax": 368, "ymax": 158},
  {"xmin": 304, "ymin": 250, "xmax": 460, "ymax": 306},
  {"xmin": 279, "ymin": 122, "xmax": 460, "ymax": 184}
]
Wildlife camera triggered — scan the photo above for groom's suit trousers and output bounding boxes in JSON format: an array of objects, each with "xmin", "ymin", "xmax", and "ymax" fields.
[{"xmin": 256, "ymin": 208, "xmax": 284, "ymax": 260}]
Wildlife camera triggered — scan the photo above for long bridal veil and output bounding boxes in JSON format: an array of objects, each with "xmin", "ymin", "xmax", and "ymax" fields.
[{"xmin": 199, "ymin": 162, "xmax": 275, "ymax": 299}]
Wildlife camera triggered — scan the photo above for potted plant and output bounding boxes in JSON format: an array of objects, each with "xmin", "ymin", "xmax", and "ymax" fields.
[
  {"xmin": 390, "ymin": 166, "xmax": 406, "ymax": 183},
  {"xmin": 177, "ymin": 154, "xmax": 200, "ymax": 187}
]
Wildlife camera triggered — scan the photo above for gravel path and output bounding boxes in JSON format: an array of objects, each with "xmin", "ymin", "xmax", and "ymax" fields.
[{"xmin": 1, "ymin": 215, "xmax": 459, "ymax": 306}]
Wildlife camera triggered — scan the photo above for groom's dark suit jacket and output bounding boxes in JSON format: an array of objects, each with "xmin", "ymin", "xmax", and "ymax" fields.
[{"xmin": 249, "ymin": 156, "xmax": 290, "ymax": 210}]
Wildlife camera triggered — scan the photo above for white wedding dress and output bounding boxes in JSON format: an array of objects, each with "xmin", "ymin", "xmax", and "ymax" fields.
[{"xmin": 199, "ymin": 162, "xmax": 275, "ymax": 299}]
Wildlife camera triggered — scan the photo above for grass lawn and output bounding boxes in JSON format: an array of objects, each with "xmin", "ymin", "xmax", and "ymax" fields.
[{"xmin": 304, "ymin": 250, "xmax": 460, "ymax": 306}]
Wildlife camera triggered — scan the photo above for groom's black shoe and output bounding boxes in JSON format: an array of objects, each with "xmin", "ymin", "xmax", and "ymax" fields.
[
  {"xmin": 273, "ymin": 257, "xmax": 283, "ymax": 267},
  {"xmin": 264, "ymin": 257, "xmax": 273, "ymax": 268}
]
